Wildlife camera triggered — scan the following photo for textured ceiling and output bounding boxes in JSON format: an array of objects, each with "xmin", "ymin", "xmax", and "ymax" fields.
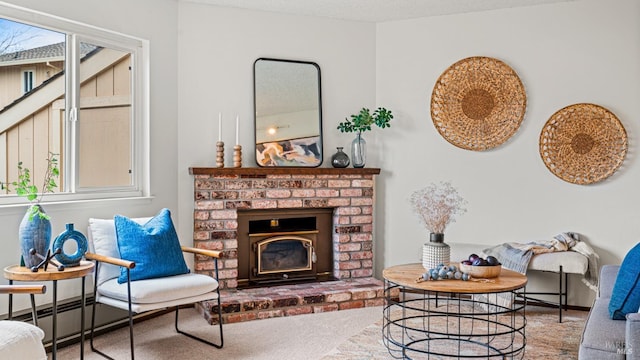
[{"xmin": 182, "ymin": 0, "xmax": 577, "ymax": 22}]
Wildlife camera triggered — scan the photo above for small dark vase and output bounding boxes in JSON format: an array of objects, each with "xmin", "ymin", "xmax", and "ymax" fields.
[
  {"xmin": 19, "ymin": 205, "xmax": 52, "ymax": 268},
  {"xmin": 331, "ymin": 147, "xmax": 350, "ymax": 168},
  {"xmin": 430, "ymin": 233, "xmax": 445, "ymax": 243}
]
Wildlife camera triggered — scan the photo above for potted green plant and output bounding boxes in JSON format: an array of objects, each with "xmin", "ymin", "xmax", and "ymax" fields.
[
  {"xmin": 337, "ymin": 107, "xmax": 393, "ymax": 168},
  {"xmin": 1, "ymin": 152, "xmax": 59, "ymax": 267}
]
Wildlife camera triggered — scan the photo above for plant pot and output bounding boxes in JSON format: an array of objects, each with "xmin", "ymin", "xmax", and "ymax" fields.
[{"xmin": 19, "ymin": 205, "xmax": 52, "ymax": 268}]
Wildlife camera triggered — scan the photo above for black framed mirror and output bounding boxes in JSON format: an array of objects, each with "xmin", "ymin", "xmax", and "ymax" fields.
[{"xmin": 254, "ymin": 58, "xmax": 322, "ymax": 167}]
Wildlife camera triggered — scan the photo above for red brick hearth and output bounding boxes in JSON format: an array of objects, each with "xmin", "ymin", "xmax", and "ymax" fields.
[
  {"xmin": 189, "ymin": 167, "xmax": 386, "ymax": 323},
  {"xmin": 201, "ymin": 278, "xmax": 387, "ymax": 324}
]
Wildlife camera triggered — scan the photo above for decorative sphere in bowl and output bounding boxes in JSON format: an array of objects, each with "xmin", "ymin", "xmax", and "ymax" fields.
[{"xmin": 459, "ymin": 262, "xmax": 502, "ymax": 278}]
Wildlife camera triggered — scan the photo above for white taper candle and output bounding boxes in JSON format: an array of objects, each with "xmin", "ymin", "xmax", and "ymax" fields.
[
  {"xmin": 218, "ymin": 112, "xmax": 222, "ymax": 142},
  {"xmin": 235, "ymin": 115, "xmax": 239, "ymax": 145}
]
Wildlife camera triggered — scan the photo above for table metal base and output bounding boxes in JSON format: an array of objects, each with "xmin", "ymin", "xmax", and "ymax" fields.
[{"xmin": 383, "ymin": 280, "xmax": 527, "ymax": 359}]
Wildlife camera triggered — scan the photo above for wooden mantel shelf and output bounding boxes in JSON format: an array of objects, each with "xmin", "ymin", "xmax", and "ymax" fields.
[{"xmin": 189, "ymin": 167, "xmax": 381, "ymax": 176}]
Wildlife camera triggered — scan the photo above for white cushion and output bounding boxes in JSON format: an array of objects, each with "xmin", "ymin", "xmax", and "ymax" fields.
[
  {"xmin": 527, "ymin": 251, "xmax": 588, "ymax": 274},
  {"xmin": 88, "ymin": 217, "xmax": 151, "ymax": 285},
  {"xmin": 0, "ymin": 320, "xmax": 46, "ymax": 360},
  {"xmin": 97, "ymin": 289, "xmax": 219, "ymax": 314},
  {"xmin": 97, "ymin": 273, "xmax": 218, "ymax": 305},
  {"xmin": 450, "ymin": 242, "xmax": 588, "ymax": 275}
]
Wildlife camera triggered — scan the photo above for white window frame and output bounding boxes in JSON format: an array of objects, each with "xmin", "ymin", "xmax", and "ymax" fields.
[
  {"xmin": 0, "ymin": 2, "xmax": 150, "ymax": 207},
  {"xmin": 21, "ymin": 69, "xmax": 34, "ymax": 94}
]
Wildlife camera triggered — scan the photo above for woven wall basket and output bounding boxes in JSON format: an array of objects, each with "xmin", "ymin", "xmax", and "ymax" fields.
[
  {"xmin": 431, "ymin": 56, "xmax": 527, "ymax": 151},
  {"xmin": 539, "ymin": 103, "xmax": 627, "ymax": 185}
]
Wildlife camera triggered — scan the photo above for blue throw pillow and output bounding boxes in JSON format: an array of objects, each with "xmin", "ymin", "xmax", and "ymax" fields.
[
  {"xmin": 115, "ymin": 208, "xmax": 189, "ymax": 284},
  {"xmin": 609, "ymin": 242, "xmax": 640, "ymax": 320}
]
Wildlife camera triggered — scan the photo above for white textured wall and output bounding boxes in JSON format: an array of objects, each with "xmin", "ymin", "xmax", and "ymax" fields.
[{"xmin": 375, "ymin": 0, "xmax": 640, "ymax": 306}]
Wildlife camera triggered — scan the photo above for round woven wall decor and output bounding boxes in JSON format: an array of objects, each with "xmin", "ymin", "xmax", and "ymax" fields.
[
  {"xmin": 539, "ymin": 103, "xmax": 627, "ymax": 185},
  {"xmin": 430, "ymin": 56, "xmax": 527, "ymax": 151}
]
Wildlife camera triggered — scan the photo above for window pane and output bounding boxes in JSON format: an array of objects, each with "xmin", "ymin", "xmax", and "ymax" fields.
[
  {"xmin": 0, "ymin": 18, "xmax": 65, "ymax": 195},
  {"xmin": 77, "ymin": 42, "xmax": 132, "ymax": 188},
  {"xmin": 22, "ymin": 70, "xmax": 34, "ymax": 93},
  {"xmin": 0, "ymin": 7, "xmax": 145, "ymax": 202}
]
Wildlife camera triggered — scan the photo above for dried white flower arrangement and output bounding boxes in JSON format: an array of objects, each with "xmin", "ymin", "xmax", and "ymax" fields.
[{"xmin": 410, "ymin": 181, "xmax": 468, "ymax": 234}]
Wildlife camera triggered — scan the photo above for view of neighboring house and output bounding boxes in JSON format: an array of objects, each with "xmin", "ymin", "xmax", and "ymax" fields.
[
  {"xmin": 0, "ymin": 39, "xmax": 133, "ymax": 191},
  {"xmin": 0, "ymin": 42, "xmax": 66, "ymax": 109}
]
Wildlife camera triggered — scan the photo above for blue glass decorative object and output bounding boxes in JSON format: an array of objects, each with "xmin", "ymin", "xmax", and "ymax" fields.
[{"xmin": 53, "ymin": 223, "xmax": 88, "ymax": 267}]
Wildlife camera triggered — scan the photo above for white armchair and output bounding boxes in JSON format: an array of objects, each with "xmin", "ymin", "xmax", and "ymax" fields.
[{"xmin": 86, "ymin": 211, "xmax": 224, "ymax": 359}]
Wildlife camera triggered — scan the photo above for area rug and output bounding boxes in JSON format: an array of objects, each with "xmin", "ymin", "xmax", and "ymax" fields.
[{"xmin": 321, "ymin": 306, "xmax": 587, "ymax": 359}]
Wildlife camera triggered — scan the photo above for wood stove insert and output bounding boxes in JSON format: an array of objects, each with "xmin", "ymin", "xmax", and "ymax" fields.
[{"xmin": 237, "ymin": 208, "xmax": 334, "ymax": 288}]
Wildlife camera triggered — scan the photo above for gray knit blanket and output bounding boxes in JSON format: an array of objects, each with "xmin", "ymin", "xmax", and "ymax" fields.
[{"xmin": 483, "ymin": 232, "xmax": 599, "ymax": 292}]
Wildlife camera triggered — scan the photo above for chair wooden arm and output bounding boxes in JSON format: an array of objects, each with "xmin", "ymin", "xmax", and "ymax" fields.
[
  {"xmin": 0, "ymin": 284, "xmax": 46, "ymax": 295},
  {"xmin": 181, "ymin": 246, "xmax": 223, "ymax": 259},
  {"xmin": 85, "ymin": 252, "xmax": 136, "ymax": 269}
]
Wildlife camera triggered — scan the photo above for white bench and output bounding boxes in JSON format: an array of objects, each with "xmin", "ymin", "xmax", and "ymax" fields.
[{"xmin": 449, "ymin": 242, "xmax": 589, "ymax": 322}]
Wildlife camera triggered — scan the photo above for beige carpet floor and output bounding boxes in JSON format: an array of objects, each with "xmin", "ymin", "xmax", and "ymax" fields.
[
  {"xmin": 55, "ymin": 306, "xmax": 382, "ymax": 360},
  {"xmin": 55, "ymin": 305, "xmax": 587, "ymax": 359}
]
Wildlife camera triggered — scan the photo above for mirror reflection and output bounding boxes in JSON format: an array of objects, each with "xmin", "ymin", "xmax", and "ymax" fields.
[{"xmin": 254, "ymin": 58, "xmax": 322, "ymax": 167}]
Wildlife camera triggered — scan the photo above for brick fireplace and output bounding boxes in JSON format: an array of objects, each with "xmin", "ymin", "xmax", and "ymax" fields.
[{"xmin": 189, "ymin": 167, "xmax": 388, "ymax": 323}]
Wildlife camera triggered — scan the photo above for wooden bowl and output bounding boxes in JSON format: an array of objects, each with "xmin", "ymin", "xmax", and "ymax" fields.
[{"xmin": 459, "ymin": 263, "xmax": 502, "ymax": 278}]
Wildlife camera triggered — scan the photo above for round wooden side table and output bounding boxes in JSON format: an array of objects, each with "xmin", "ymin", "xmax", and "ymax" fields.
[
  {"xmin": 4, "ymin": 261, "xmax": 94, "ymax": 360},
  {"xmin": 382, "ymin": 263, "xmax": 528, "ymax": 359}
]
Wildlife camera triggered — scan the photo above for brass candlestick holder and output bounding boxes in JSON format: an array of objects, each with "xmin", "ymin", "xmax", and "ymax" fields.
[
  {"xmin": 216, "ymin": 141, "xmax": 225, "ymax": 168},
  {"xmin": 233, "ymin": 145, "xmax": 242, "ymax": 168}
]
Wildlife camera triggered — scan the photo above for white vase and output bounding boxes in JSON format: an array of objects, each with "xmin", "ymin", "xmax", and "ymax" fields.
[{"xmin": 422, "ymin": 233, "xmax": 450, "ymax": 270}]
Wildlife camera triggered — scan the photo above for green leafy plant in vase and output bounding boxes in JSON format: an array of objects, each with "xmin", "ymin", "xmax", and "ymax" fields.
[
  {"xmin": 1, "ymin": 152, "xmax": 60, "ymax": 267},
  {"xmin": 337, "ymin": 107, "xmax": 393, "ymax": 168},
  {"xmin": 2, "ymin": 152, "xmax": 60, "ymax": 219}
]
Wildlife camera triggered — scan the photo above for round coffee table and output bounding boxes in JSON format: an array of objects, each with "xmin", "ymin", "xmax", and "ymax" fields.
[{"xmin": 382, "ymin": 263, "xmax": 527, "ymax": 359}]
